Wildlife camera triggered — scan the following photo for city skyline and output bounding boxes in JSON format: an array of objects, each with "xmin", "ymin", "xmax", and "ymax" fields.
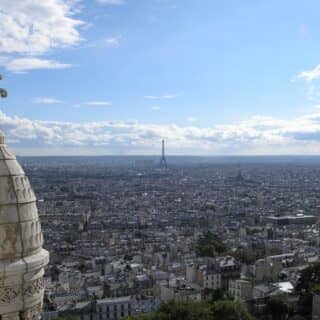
[
  {"xmin": 2, "ymin": 3, "xmax": 320, "ymax": 319},
  {"xmin": 2, "ymin": 0, "xmax": 320, "ymax": 155}
]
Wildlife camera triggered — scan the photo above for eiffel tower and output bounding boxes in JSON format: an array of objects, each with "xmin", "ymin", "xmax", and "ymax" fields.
[{"xmin": 160, "ymin": 139, "xmax": 167, "ymax": 168}]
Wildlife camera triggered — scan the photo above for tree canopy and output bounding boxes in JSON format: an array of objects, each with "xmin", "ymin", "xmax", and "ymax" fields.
[
  {"xmin": 295, "ymin": 263, "xmax": 320, "ymax": 318},
  {"xmin": 125, "ymin": 299, "xmax": 253, "ymax": 320},
  {"xmin": 195, "ymin": 231, "xmax": 227, "ymax": 258}
]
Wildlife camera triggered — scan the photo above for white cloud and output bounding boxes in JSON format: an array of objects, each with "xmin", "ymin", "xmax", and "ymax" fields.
[
  {"xmin": 88, "ymin": 36, "xmax": 121, "ymax": 48},
  {"xmin": 144, "ymin": 93, "xmax": 180, "ymax": 100},
  {"xmin": 34, "ymin": 97, "xmax": 63, "ymax": 104},
  {"xmin": 104, "ymin": 37, "xmax": 120, "ymax": 47},
  {"xmin": 296, "ymin": 64, "xmax": 320, "ymax": 101},
  {"xmin": 86, "ymin": 101, "xmax": 111, "ymax": 106},
  {"xmin": 0, "ymin": 0, "xmax": 83, "ymax": 55},
  {"xmin": 298, "ymin": 64, "xmax": 320, "ymax": 82},
  {"xmin": 187, "ymin": 116, "xmax": 197, "ymax": 123},
  {"xmin": 151, "ymin": 106, "xmax": 161, "ymax": 111},
  {"xmin": 0, "ymin": 0, "xmax": 84, "ymax": 72},
  {"xmin": 96, "ymin": 0, "xmax": 126, "ymax": 4},
  {"xmin": 0, "ymin": 57, "xmax": 73, "ymax": 72},
  {"xmin": 3, "ymin": 110, "xmax": 320, "ymax": 155}
]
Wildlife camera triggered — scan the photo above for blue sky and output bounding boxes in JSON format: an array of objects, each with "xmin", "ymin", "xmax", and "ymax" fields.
[{"xmin": 1, "ymin": 0, "xmax": 320, "ymax": 155}]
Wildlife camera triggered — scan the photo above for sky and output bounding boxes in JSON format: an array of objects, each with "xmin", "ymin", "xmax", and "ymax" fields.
[{"xmin": 1, "ymin": 0, "xmax": 320, "ymax": 155}]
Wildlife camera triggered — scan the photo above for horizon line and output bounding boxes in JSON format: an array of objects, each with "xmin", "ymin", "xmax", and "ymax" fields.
[{"xmin": 16, "ymin": 154, "xmax": 320, "ymax": 158}]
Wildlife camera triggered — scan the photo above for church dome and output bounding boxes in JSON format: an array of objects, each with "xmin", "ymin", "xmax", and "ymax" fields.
[{"xmin": 0, "ymin": 134, "xmax": 49, "ymax": 320}]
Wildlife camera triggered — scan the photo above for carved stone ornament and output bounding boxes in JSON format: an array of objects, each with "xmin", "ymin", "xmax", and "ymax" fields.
[
  {"xmin": 0, "ymin": 134, "xmax": 49, "ymax": 319},
  {"xmin": 24, "ymin": 278, "xmax": 44, "ymax": 297},
  {"xmin": 0, "ymin": 286, "xmax": 20, "ymax": 303}
]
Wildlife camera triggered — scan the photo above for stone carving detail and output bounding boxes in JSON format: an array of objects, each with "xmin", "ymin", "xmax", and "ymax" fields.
[
  {"xmin": 12, "ymin": 176, "xmax": 35, "ymax": 202},
  {"xmin": 23, "ymin": 302, "xmax": 42, "ymax": 320},
  {"xmin": 6, "ymin": 177, "xmax": 16, "ymax": 201},
  {"xmin": 0, "ymin": 286, "xmax": 20, "ymax": 303},
  {"xmin": 25, "ymin": 220, "xmax": 43, "ymax": 250},
  {"xmin": 0, "ymin": 277, "xmax": 44, "ymax": 305},
  {"xmin": 0, "ymin": 224, "xmax": 18, "ymax": 255},
  {"xmin": 24, "ymin": 278, "xmax": 45, "ymax": 297},
  {"xmin": 1, "ymin": 311, "xmax": 20, "ymax": 320}
]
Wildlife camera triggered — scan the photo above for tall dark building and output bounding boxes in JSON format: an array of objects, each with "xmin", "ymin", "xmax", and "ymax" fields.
[{"xmin": 160, "ymin": 139, "xmax": 167, "ymax": 168}]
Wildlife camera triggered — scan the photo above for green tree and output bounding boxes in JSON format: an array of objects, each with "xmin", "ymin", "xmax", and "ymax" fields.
[
  {"xmin": 126, "ymin": 300, "xmax": 253, "ymax": 320},
  {"xmin": 206, "ymin": 288, "xmax": 226, "ymax": 302},
  {"xmin": 296, "ymin": 263, "xmax": 320, "ymax": 292},
  {"xmin": 295, "ymin": 263, "xmax": 320, "ymax": 318},
  {"xmin": 196, "ymin": 231, "xmax": 227, "ymax": 258},
  {"xmin": 55, "ymin": 316, "xmax": 80, "ymax": 320},
  {"xmin": 266, "ymin": 296, "xmax": 288, "ymax": 320},
  {"xmin": 288, "ymin": 316, "xmax": 306, "ymax": 320},
  {"xmin": 232, "ymin": 248, "xmax": 259, "ymax": 265},
  {"xmin": 126, "ymin": 301, "xmax": 212, "ymax": 320},
  {"xmin": 211, "ymin": 300, "xmax": 253, "ymax": 320}
]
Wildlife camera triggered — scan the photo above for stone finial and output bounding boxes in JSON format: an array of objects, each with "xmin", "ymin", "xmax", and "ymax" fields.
[{"xmin": 0, "ymin": 74, "xmax": 8, "ymax": 98}]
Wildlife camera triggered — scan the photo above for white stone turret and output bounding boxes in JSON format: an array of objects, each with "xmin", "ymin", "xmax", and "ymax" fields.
[{"xmin": 0, "ymin": 134, "xmax": 49, "ymax": 320}]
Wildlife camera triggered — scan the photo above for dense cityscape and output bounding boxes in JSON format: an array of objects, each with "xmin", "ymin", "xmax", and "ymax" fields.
[
  {"xmin": 2, "ymin": 2, "xmax": 320, "ymax": 320},
  {"xmin": 19, "ymin": 154, "xmax": 320, "ymax": 320}
]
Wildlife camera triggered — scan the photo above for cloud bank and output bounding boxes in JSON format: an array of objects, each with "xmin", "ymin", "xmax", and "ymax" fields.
[{"xmin": 2, "ymin": 110, "xmax": 320, "ymax": 155}]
